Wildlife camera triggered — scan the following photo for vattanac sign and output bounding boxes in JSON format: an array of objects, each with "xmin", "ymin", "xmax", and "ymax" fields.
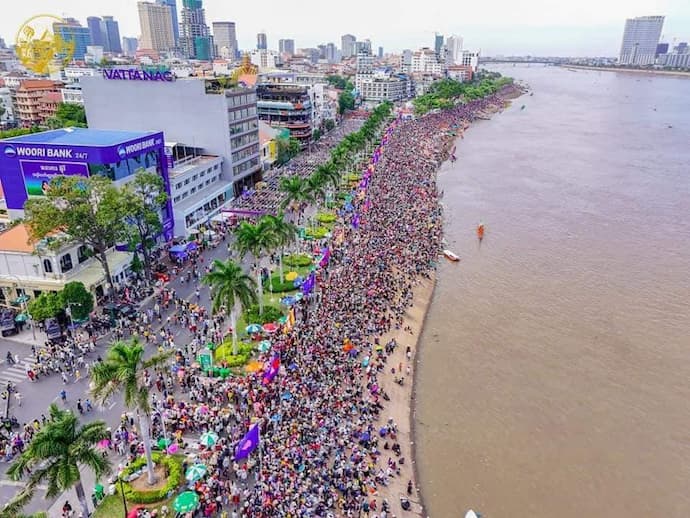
[{"xmin": 102, "ymin": 68, "xmax": 175, "ymax": 82}]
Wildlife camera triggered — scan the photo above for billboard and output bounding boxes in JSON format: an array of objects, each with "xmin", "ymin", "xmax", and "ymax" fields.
[{"xmin": 20, "ymin": 160, "xmax": 89, "ymax": 196}]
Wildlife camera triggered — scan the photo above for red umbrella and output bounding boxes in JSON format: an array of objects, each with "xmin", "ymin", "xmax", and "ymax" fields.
[
  {"xmin": 128, "ymin": 506, "xmax": 144, "ymax": 518},
  {"xmin": 262, "ymin": 323, "xmax": 278, "ymax": 334}
]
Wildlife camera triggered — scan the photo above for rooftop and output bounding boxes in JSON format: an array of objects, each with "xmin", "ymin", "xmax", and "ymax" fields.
[
  {"xmin": 169, "ymin": 154, "xmax": 220, "ymax": 178},
  {"xmin": 0, "ymin": 224, "xmax": 35, "ymax": 253},
  {"xmin": 1, "ymin": 127, "xmax": 160, "ymax": 147}
]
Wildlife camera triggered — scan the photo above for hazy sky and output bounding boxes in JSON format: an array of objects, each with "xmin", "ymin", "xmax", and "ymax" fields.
[{"xmin": 2, "ymin": 0, "xmax": 689, "ymax": 56}]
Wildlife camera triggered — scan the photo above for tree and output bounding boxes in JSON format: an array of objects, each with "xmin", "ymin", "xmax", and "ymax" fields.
[
  {"xmin": 287, "ymin": 137, "xmax": 301, "ymax": 157},
  {"xmin": 260, "ymin": 214, "xmax": 297, "ymax": 284},
  {"xmin": 46, "ymin": 103, "xmax": 87, "ymax": 129},
  {"xmin": 234, "ymin": 220, "xmax": 277, "ymax": 315},
  {"xmin": 275, "ymin": 136, "xmax": 301, "ymax": 165},
  {"xmin": 202, "ymin": 260, "xmax": 257, "ymax": 354},
  {"xmin": 24, "ymin": 175, "xmax": 126, "ymax": 298},
  {"xmin": 312, "ymin": 128, "xmax": 322, "ymax": 141},
  {"xmin": 90, "ymin": 340, "xmax": 172, "ymax": 485},
  {"xmin": 338, "ymin": 91, "xmax": 355, "ymax": 114},
  {"xmin": 121, "ymin": 171, "xmax": 168, "ymax": 282},
  {"xmin": 279, "ymin": 176, "xmax": 308, "ymax": 212},
  {"xmin": 61, "ymin": 281, "xmax": 94, "ymax": 321},
  {"xmin": 324, "ymin": 119, "xmax": 336, "ymax": 132},
  {"xmin": 7, "ymin": 403, "xmax": 111, "ymax": 518},
  {"xmin": 27, "ymin": 291, "xmax": 62, "ymax": 322}
]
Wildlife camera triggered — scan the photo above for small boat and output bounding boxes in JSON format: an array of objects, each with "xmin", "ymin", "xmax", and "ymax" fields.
[
  {"xmin": 443, "ymin": 249, "xmax": 460, "ymax": 262},
  {"xmin": 477, "ymin": 223, "xmax": 485, "ymax": 241},
  {"xmin": 521, "ymin": 104, "xmax": 526, "ymax": 110},
  {"xmin": 465, "ymin": 511, "xmax": 480, "ymax": 518}
]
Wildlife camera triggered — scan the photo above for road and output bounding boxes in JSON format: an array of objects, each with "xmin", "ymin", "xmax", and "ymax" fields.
[{"xmin": 0, "ymin": 237, "xmax": 234, "ymax": 516}]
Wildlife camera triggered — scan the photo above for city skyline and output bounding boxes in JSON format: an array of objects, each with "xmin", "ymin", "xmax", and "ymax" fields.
[{"xmin": 1, "ymin": 0, "xmax": 688, "ymax": 56}]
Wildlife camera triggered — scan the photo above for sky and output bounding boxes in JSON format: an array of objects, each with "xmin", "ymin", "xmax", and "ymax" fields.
[{"xmin": 1, "ymin": 0, "xmax": 689, "ymax": 56}]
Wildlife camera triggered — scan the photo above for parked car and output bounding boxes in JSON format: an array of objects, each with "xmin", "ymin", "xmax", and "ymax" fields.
[
  {"xmin": 44, "ymin": 317, "xmax": 62, "ymax": 340},
  {"xmin": 0, "ymin": 310, "xmax": 17, "ymax": 337}
]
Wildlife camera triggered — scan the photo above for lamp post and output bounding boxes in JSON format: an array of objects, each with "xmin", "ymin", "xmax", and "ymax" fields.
[{"xmin": 117, "ymin": 470, "xmax": 128, "ymax": 518}]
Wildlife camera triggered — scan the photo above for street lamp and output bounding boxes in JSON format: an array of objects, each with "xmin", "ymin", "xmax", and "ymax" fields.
[{"xmin": 117, "ymin": 470, "xmax": 128, "ymax": 518}]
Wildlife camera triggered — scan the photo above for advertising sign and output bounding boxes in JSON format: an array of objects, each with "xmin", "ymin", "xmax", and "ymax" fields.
[{"xmin": 20, "ymin": 160, "xmax": 89, "ymax": 196}]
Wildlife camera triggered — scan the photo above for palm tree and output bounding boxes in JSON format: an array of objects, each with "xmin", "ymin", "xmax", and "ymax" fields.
[
  {"xmin": 202, "ymin": 259, "xmax": 257, "ymax": 354},
  {"xmin": 261, "ymin": 214, "xmax": 297, "ymax": 284},
  {"xmin": 279, "ymin": 176, "xmax": 307, "ymax": 215},
  {"xmin": 7, "ymin": 403, "xmax": 111, "ymax": 518},
  {"xmin": 315, "ymin": 162, "xmax": 341, "ymax": 192},
  {"xmin": 90, "ymin": 340, "xmax": 172, "ymax": 485},
  {"xmin": 234, "ymin": 219, "xmax": 277, "ymax": 315}
]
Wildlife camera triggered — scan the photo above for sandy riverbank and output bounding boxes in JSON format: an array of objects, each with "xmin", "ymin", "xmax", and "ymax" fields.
[{"xmin": 562, "ymin": 64, "xmax": 690, "ymax": 78}]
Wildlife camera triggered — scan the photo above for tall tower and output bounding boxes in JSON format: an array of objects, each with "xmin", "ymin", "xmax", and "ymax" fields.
[
  {"xmin": 619, "ymin": 16, "xmax": 665, "ymax": 65},
  {"xmin": 341, "ymin": 34, "xmax": 356, "ymax": 58},
  {"xmin": 101, "ymin": 16, "xmax": 122, "ymax": 54},
  {"xmin": 434, "ymin": 33, "xmax": 444, "ymax": 59},
  {"xmin": 156, "ymin": 0, "xmax": 180, "ymax": 46},
  {"xmin": 138, "ymin": 1, "xmax": 175, "ymax": 53},
  {"xmin": 212, "ymin": 22, "xmax": 238, "ymax": 59},
  {"xmin": 445, "ymin": 35, "xmax": 463, "ymax": 65},
  {"xmin": 257, "ymin": 32, "xmax": 267, "ymax": 50},
  {"xmin": 87, "ymin": 17, "xmax": 103, "ymax": 48},
  {"xmin": 179, "ymin": 0, "xmax": 213, "ymax": 60}
]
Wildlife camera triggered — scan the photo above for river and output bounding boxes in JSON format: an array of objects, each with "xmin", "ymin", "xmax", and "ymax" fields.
[{"xmin": 415, "ymin": 65, "xmax": 690, "ymax": 517}]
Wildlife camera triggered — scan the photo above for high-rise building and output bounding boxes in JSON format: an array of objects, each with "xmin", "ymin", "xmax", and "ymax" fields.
[
  {"xmin": 179, "ymin": 0, "xmax": 213, "ymax": 60},
  {"xmin": 87, "ymin": 17, "xmax": 104, "ymax": 47},
  {"xmin": 122, "ymin": 37, "xmax": 139, "ymax": 56},
  {"xmin": 257, "ymin": 32, "xmax": 267, "ymax": 50},
  {"xmin": 656, "ymin": 43, "xmax": 669, "ymax": 56},
  {"xmin": 138, "ymin": 2, "xmax": 175, "ymax": 52},
  {"xmin": 619, "ymin": 15, "xmax": 665, "ymax": 65},
  {"xmin": 213, "ymin": 22, "xmax": 238, "ymax": 59},
  {"xmin": 341, "ymin": 34, "xmax": 356, "ymax": 58},
  {"xmin": 378, "ymin": 46, "xmax": 383, "ymax": 58},
  {"xmin": 279, "ymin": 39, "xmax": 295, "ymax": 56},
  {"xmin": 326, "ymin": 43, "xmax": 338, "ymax": 63},
  {"xmin": 445, "ymin": 35, "xmax": 463, "ymax": 65},
  {"xmin": 434, "ymin": 33, "xmax": 444, "ymax": 59},
  {"xmin": 355, "ymin": 40, "xmax": 371, "ymax": 55},
  {"xmin": 101, "ymin": 16, "xmax": 122, "ymax": 54},
  {"xmin": 53, "ymin": 18, "xmax": 91, "ymax": 60},
  {"xmin": 156, "ymin": 0, "xmax": 180, "ymax": 46}
]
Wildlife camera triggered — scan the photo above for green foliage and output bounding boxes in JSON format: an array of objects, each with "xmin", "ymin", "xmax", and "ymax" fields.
[
  {"xmin": 243, "ymin": 303, "xmax": 283, "ymax": 324},
  {"xmin": 316, "ymin": 212, "xmax": 336, "ymax": 223},
  {"xmin": 27, "ymin": 291, "xmax": 62, "ymax": 321},
  {"xmin": 0, "ymin": 126, "xmax": 41, "ymax": 139},
  {"xmin": 214, "ymin": 340, "xmax": 253, "ymax": 366},
  {"xmin": 46, "ymin": 103, "xmax": 87, "ymax": 129},
  {"xmin": 338, "ymin": 91, "xmax": 356, "ymax": 114},
  {"xmin": 306, "ymin": 226, "xmax": 329, "ymax": 239},
  {"xmin": 413, "ymin": 76, "xmax": 513, "ymax": 115},
  {"xmin": 62, "ymin": 281, "xmax": 94, "ymax": 320},
  {"xmin": 283, "ymin": 253, "xmax": 312, "ymax": 267},
  {"xmin": 267, "ymin": 274, "xmax": 299, "ymax": 293},
  {"xmin": 327, "ymin": 75, "xmax": 354, "ymax": 90},
  {"xmin": 324, "ymin": 119, "xmax": 336, "ymax": 131},
  {"xmin": 276, "ymin": 136, "xmax": 302, "ymax": 165},
  {"xmin": 345, "ymin": 172, "xmax": 362, "ymax": 182},
  {"xmin": 312, "ymin": 128, "xmax": 322, "ymax": 141},
  {"xmin": 121, "ymin": 453, "xmax": 183, "ymax": 504}
]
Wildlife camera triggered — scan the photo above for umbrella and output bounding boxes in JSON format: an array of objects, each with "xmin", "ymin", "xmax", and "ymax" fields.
[
  {"xmin": 277, "ymin": 315, "xmax": 288, "ymax": 324},
  {"xmin": 282, "ymin": 391, "xmax": 293, "ymax": 401},
  {"xmin": 173, "ymin": 491, "xmax": 200, "ymax": 513},
  {"xmin": 280, "ymin": 296, "xmax": 296, "ymax": 306},
  {"xmin": 188, "ymin": 228, "xmax": 200, "ymax": 235},
  {"xmin": 199, "ymin": 432, "xmax": 218, "ymax": 448},
  {"xmin": 14, "ymin": 314, "xmax": 27, "ymax": 323},
  {"xmin": 262, "ymin": 323, "xmax": 278, "ymax": 334},
  {"xmin": 167, "ymin": 443, "xmax": 179, "ymax": 454},
  {"xmin": 293, "ymin": 277, "xmax": 304, "ymax": 288},
  {"xmin": 285, "ymin": 271, "xmax": 299, "ymax": 281},
  {"xmin": 294, "ymin": 292, "xmax": 304, "ymax": 301},
  {"xmin": 97, "ymin": 439, "xmax": 110, "ymax": 449},
  {"xmin": 246, "ymin": 324, "xmax": 262, "ymax": 334},
  {"xmin": 245, "ymin": 360, "xmax": 263, "ymax": 373},
  {"xmin": 157, "ymin": 437, "xmax": 172, "ymax": 449},
  {"xmin": 360, "ymin": 431, "xmax": 371, "ymax": 442},
  {"xmin": 258, "ymin": 340, "xmax": 271, "ymax": 353},
  {"xmin": 185, "ymin": 463, "xmax": 207, "ymax": 482}
]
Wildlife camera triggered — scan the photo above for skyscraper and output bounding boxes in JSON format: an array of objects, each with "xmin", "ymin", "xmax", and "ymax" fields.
[
  {"xmin": 279, "ymin": 39, "xmax": 295, "ymax": 56},
  {"xmin": 257, "ymin": 32, "xmax": 267, "ymax": 50},
  {"xmin": 378, "ymin": 46, "xmax": 383, "ymax": 58},
  {"xmin": 138, "ymin": 1, "xmax": 175, "ymax": 53},
  {"xmin": 179, "ymin": 0, "xmax": 213, "ymax": 60},
  {"xmin": 53, "ymin": 18, "xmax": 91, "ymax": 60},
  {"xmin": 445, "ymin": 35, "xmax": 463, "ymax": 65},
  {"xmin": 341, "ymin": 34, "xmax": 356, "ymax": 58},
  {"xmin": 619, "ymin": 15, "xmax": 665, "ymax": 65},
  {"xmin": 326, "ymin": 43, "xmax": 338, "ymax": 63},
  {"xmin": 122, "ymin": 37, "xmax": 139, "ymax": 57},
  {"xmin": 101, "ymin": 16, "xmax": 122, "ymax": 54},
  {"xmin": 156, "ymin": 0, "xmax": 179, "ymax": 46},
  {"xmin": 212, "ymin": 22, "xmax": 238, "ymax": 59},
  {"xmin": 434, "ymin": 33, "xmax": 445, "ymax": 59},
  {"xmin": 87, "ymin": 16, "xmax": 104, "ymax": 48}
]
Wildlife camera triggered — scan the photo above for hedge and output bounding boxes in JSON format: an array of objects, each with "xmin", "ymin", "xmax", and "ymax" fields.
[
  {"xmin": 243, "ymin": 304, "xmax": 283, "ymax": 324},
  {"xmin": 283, "ymin": 253, "xmax": 312, "ymax": 267},
  {"xmin": 345, "ymin": 172, "xmax": 361, "ymax": 182},
  {"xmin": 121, "ymin": 453, "xmax": 183, "ymax": 504},
  {"xmin": 316, "ymin": 212, "xmax": 336, "ymax": 224},
  {"xmin": 214, "ymin": 340, "xmax": 253, "ymax": 366},
  {"xmin": 267, "ymin": 275, "xmax": 299, "ymax": 293},
  {"xmin": 306, "ymin": 226, "xmax": 329, "ymax": 239}
]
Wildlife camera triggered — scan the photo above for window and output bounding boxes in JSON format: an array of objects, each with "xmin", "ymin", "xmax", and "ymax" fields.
[
  {"xmin": 190, "ymin": 187, "xmax": 196, "ymax": 195},
  {"xmin": 77, "ymin": 245, "xmax": 89, "ymax": 263},
  {"xmin": 184, "ymin": 178, "xmax": 190, "ymax": 185},
  {"xmin": 43, "ymin": 259, "xmax": 53, "ymax": 273},
  {"xmin": 192, "ymin": 175, "xmax": 198, "ymax": 181},
  {"xmin": 60, "ymin": 254, "xmax": 73, "ymax": 273},
  {"xmin": 176, "ymin": 182, "xmax": 182, "ymax": 190},
  {"xmin": 214, "ymin": 164, "xmax": 219, "ymax": 170},
  {"xmin": 174, "ymin": 196, "xmax": 181, "ymax": 203},
  {"xmin": 200, "ymin": 170, "xmax": 205, "ymax": 177}
]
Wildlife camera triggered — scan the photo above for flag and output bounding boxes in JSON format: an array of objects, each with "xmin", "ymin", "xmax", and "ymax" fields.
[
  {"xmin": 262, "ymin": 355, "xmax": 280, "ymax": 385},
  {"xmin": 319, "ymin": 247, "xmax": 330, "ymax": 267},
  {"xmin": 301, "ymin": 272, "xmax": 316, "ymax": 295},
  {"xmin": 352, "ymin": 213, "xmax": 360, "ymax": 229},
  {"xmin": 287, "ymin": 307, "xmax": 295, "ymax": 329},
  {"xmin": 234, "ymin": 424, "xmax": 260, "ymax": 460}
]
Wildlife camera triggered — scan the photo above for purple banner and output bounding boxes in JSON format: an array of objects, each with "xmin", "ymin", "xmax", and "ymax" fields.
[{"xmin": 20, "ymin": 160, "xmax": 89, "ymax": 196}]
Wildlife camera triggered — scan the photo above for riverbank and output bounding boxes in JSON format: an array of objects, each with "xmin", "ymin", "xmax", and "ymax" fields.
[{"xmin": 561, "ymin": 64, "xmax": 690, "ymax": 78}]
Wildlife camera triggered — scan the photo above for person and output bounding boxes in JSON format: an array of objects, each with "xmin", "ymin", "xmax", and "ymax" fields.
[
  {"xmin": 6, "ymin": 351, "xmax": 14, "ymax": 365},
  {"xmin": 61, "ymin": 500, "xmax": 73, "ymax": 517},
  {"xmin": 60, "ymin": 389, "xmax": 67, "ymax": 403},
  {"xmin": 14, "ymin": 391, "xmax": 21, "ymax": 407}
]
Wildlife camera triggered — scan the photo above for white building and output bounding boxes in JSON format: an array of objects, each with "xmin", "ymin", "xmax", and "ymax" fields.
[
  {"xmin": 460, "ymin": 50, "xmax": 480, "ymax": 72},
  {"xmin": 212, "ymin": 22, "xmax": 238, "ymax": 60},
  {"xmin": 619, "ymin": 16, "xmax": 665, "ymax": 65},
  {"xmin": 250, "ymin": 49, "xmax": 280, "ymax": 70},
  {"xmin": 445, "ymin": 35, "xmax": 463, "ymax": 65},
  {"xmin": 0, "ymin": 87, "xmax": 15, "ymax": 125},
  {"xmin": 64, "ymin": 67, "xmax": 98, "ymax": 83},
  {"xmin": 411, "ymin": 48, "xmax": 445, "ymax": 75},
  {"xmin": 60, "ymin": 83, "xmax": 84, "ymax": 104},
  {"xmin": 85, "ymin": 45, "xmax": 104, "ymax": 65},
  {"xmin": 357, "ymin": 70, "xmax": 409, "ymax": 102},
  {"xmin": 81, "ymin": 75, "xmax": 261, "ymax": 197}
]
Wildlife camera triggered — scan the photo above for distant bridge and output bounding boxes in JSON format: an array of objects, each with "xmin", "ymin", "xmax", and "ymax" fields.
[{"xmin": 479, "ymin": 60, "xmax": 561, "ymax": 65}]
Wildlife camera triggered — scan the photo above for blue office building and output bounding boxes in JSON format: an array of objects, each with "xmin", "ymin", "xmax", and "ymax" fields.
[{"xmin": 53, "ymin": 18, "xmax": 91, "ymax": 60}]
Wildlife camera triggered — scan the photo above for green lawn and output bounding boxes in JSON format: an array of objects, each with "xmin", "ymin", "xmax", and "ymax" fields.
[{"xmin": 94, "ymin": 492, "xmax": 177, "ymax": 518}]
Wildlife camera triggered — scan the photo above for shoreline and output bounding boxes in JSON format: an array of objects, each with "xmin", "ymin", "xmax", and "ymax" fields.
[{"xmin": 560, "ymin": 64, "xmax": 690, "ymax": 78}]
